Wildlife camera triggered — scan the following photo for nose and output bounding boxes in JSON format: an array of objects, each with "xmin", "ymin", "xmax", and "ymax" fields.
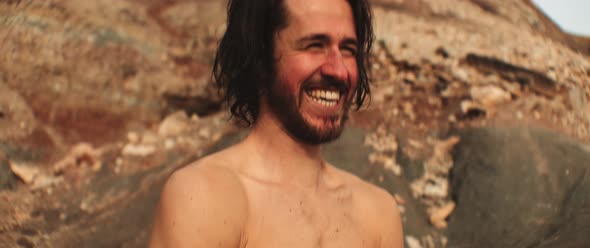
[{"xmin": 319, "ymin": 48, "xmax": 349, "ymax": 83}]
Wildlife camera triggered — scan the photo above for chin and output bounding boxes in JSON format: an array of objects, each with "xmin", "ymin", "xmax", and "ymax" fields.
[
  {"xmin": 285, "ymin": 112, "xmax": 348, "ymax": 145},
  {"xmin": 266, "ymin": 83, "xmax": 350, "ymax": 145}
]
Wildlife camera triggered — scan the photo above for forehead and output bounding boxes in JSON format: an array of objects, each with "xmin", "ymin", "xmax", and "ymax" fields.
[{"xmin": 282, "ymin": 0, "xmax": 356, "ymax": 39}]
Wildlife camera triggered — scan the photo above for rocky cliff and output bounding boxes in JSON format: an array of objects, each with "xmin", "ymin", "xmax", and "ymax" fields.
[{"xmin": 0, "ymin": 0, "xmax": 589, "ymax": 247}]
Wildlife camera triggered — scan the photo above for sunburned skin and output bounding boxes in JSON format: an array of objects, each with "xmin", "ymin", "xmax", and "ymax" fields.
[{"xmin": 148, "ymin": 0, "xmax": 404, "ymax": 247}]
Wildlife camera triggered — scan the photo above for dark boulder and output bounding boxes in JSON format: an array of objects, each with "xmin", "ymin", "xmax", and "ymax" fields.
[{"xmin": 448, "ymin": 127, "xmax": 590, "ymax": 247}]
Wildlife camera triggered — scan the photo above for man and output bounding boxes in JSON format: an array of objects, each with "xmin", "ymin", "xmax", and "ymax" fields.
[{"xmin": 149, "ymin": 0, "xmax": 404, "ymax": 246}]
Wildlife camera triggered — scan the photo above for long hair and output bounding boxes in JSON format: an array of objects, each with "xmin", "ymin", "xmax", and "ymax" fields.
[{"xmin": 213, "ymin": 0, "xmax": 374, "ymax": 126}]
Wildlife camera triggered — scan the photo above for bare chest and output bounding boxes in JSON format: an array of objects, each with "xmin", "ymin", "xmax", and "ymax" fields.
[{"xmin": 241, "ymin": 183, "xmax": 378, "ymax": 248}]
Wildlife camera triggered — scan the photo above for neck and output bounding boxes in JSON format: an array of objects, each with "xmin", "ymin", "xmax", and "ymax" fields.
[{"xmin": 239, "ymin": 108, "xmax": 326, "ymax": 189}]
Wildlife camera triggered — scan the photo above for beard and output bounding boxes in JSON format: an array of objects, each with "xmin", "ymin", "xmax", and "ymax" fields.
[{"xmin": 266, "ymin": 79, "xmax": 351, "ymax": 145}]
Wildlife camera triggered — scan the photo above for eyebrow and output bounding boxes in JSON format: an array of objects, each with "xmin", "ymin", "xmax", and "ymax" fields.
[{"xmin": 296, "ymin": 34, "xmax": 358, "ymax": 47}]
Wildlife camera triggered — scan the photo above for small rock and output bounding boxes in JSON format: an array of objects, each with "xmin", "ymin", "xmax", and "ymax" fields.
[
  {"xmin": 432, "ymin": 136, "xmax": 460, "ymax": 161},
  {"xmin": 53, "ymin": 143, "xmax": 101, "ymax": 173},
  {"xmin": 198, "ymin": 128, "xmax": 211, "ymax": 139},
  {"xmin": 383, "ymin": 158, "xmax": 402, "ymax": 176},
  {"xmin": 158, "ymin": 111, "xmax": 190, "ymax": 137},
  {"xmin": 452, "ymin": 67, "xmax": 469, "ymax": 82},
  {"xmin": 31, "ymin": 175, "xmax": 63, "ymax": 190},
  {"xmin": 501, "ymin": 81, "xmax": 523, "ymax": 96},
  {"xmin": 460, "ymin": 100, "xmax": 487, "ymax": 118},
  {"xmin": 470, "ymin": 85, "xmax": 511, "ymax": 107},
  {"xmin": 429, "ymin": 201, "xmax": 456, "ymax": 229},
  {"xmin": 406, "ymin": 235, "xmax": 423, "ymax": 248},
  {"xmin": 9, "ymin": 160, "xmax": 62, "ymax": 189},
  {"xmin": 459, "ymin": 100, "xmax": 477, "ymax": 113},
  {"xmin": 431, "ymin": 218, "xmax": 448, "ymax": 229},
  {"xmin": 9, "ymin": 161, "xmax": 39, "ymax": 185},
  {"xmin": 394, "ymin": 194, "xmax": 406, "ymax": 205},
  {"xmin": 211, "ymin": 132, "xmax": 223, "ymax": 143},
  {"xmin": 141, "ymin": 131, "xmax": 159, "ymax": 145},
  {"xmin": 164, "ymin": 139, "xmax": 176, "ymax": 149},
  {"xmin": 127, "ymin": 132, "xmax": 140, "ymax": 144},
  {"xmin": 122, "ymin": 144, "xmax": 156, "ymax": 157},
  {"xmin": 423, "ymin": 177, "xmax": 448, "ymax": 198}
]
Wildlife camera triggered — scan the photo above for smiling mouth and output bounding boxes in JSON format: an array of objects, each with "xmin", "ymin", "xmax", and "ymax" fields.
[{"xmin": 304, "ymin": 89, "xmax": 342, "ymax": 107}]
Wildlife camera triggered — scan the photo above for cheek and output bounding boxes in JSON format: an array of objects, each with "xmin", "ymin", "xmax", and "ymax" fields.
[
  {"xmin": 276, "ymin": 58, "xmax": 296, "ymax": 81},
  {"xmin": 277, "ymin": 56, "xmax": 318, "ymax": 87}
]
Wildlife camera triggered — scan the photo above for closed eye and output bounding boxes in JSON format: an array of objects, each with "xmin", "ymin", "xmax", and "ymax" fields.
[
  {"xmin": 341, "ymin": 45, "xmax": 357, "ymax": 56},
  {"xmin": 306, "ymin": 42, "xmax": 324, "ymax": 50}
]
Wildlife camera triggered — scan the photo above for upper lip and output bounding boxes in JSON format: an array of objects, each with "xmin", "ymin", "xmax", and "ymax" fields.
[{"xmin": 303, "ymin": 80, "xmax": 350, "ymax": 96}]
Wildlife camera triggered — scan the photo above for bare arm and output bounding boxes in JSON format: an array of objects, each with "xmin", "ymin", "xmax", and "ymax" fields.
[
  {"xmin": 149, "ymin": 165, "xmax": 248, "ymax": 248},
  {"xmin": 377, "ymin": 189, "xmax": 404, "ymax": 248}
]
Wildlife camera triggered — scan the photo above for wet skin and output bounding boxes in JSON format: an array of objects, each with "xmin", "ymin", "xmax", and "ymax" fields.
[{"xmin": 149, "ymin": 0, "xmax": 404, "ymax": 247}]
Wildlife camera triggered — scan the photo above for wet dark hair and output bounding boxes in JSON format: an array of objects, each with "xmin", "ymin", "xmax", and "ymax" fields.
[{"xmin": 213, "ymin": 0, "xmax": 374, "ymax": 126}]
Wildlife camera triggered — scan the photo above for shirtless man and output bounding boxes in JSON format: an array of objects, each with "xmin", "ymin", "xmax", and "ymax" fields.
[{"xmin": 149, "ymin": 0, "xmax": 404, "ymax": 246}]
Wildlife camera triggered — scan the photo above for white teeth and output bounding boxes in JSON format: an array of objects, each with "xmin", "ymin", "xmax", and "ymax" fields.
[
  {"xmin": 317, "ymin": 99, "xmax": 336, "ymax": 107},
  {"xmin": 328, "ymin": 91, "xmax": 340, "ymax": 100},
  {"xmin": 306, "ymin": 89, "xmax": 340, "ymax": 106}
]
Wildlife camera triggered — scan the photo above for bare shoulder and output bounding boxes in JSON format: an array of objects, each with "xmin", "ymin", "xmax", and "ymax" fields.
[
  {"xmin": 327, "ymin": 165, "xmax": 394, "ymax": 204},
  {"xmin": 328, "ymin": 166, "xmax": 404, "ymax": 248},
  {"xmin": 149, "ymin": 152, "xmax": 248, "ymax": 248}
]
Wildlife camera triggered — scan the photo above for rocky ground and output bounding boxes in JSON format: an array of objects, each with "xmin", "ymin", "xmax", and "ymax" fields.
[{"xmin": 0, "ymin": 0, "xmax": 589, "ymax": 247}]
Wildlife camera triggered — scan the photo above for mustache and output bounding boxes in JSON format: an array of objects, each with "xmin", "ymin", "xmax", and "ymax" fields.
[{"xmin": 304, "ymin": 79, "xmax": 350, "ymax": 93}]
